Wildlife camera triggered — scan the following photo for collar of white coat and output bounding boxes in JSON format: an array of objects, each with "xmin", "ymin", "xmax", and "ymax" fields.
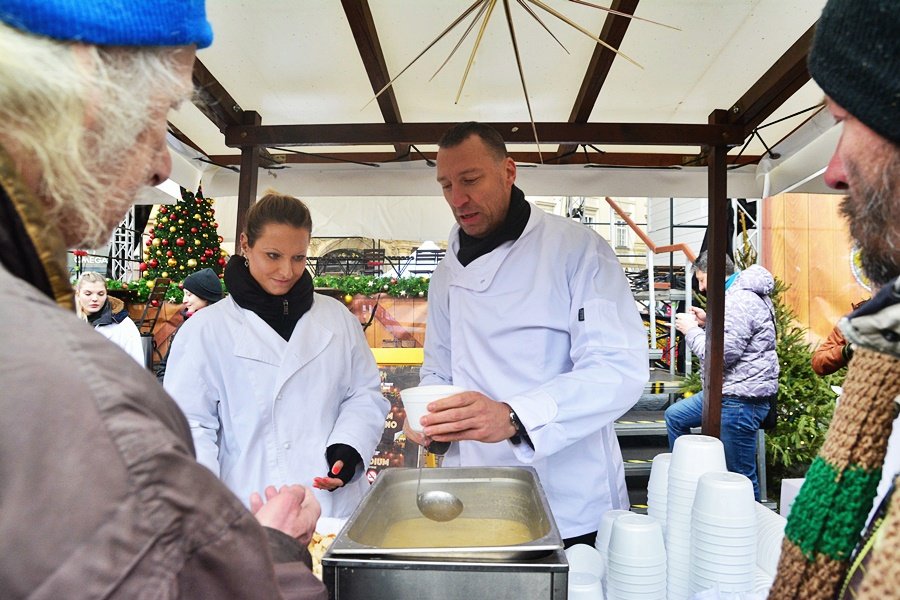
[
  {"xmin": 225, "ymin": 294, "xmax": 334, "ymax": 368},
  {"xmin": 443, "ymin": 202, "xmax": 542, "ymax": 292}
]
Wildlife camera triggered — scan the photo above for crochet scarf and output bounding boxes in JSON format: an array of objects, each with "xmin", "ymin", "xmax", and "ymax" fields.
[{"xmin": 769, "ymin": 281, "xmax": 900, "ymax": 599}]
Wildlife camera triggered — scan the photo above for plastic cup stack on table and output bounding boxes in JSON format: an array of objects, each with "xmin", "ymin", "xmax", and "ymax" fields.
[
  {"xmin": 605, "ymin": 513, "xmax": 666, "ymax": 600},
  {"xmin": 646, "ymin": 452, "xmax": 671, "ymax": 533},
  {"xmin": 689, "ymin": 471, "xmax": 757, "ymax": 595},
  {"xmin": 666, "ymin": 435, "xmax": 727, "ymax": 600},
  {"xmin": 755, "ymin": 502, "xmax": 787, "ymax": 580},
  {"xmin": 595, "ymin": 508, "xmax": 632, "ymax": 588},
  {"xmin": 399, "ymin": 385, "xmax": 465, "ymax": 433},
  {"xmin": 565, "ymin": 544, "xmax": 605, "ymax": 600}
]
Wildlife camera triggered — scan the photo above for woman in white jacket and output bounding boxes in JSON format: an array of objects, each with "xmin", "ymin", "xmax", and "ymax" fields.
[
  {"xmin": 164, "ymin": 192, "xmax": 388, "ymax": 518},
  {"xmin": 75, "ymin": 271, "xmax": 144, "ymax": 365}
]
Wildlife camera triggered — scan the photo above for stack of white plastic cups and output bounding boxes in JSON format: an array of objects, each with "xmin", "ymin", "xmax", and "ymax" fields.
[
  {"xmin": 565, "ymin": 544, "xmax": 606, "ymax": 599},
  {"xmin": 646, "ymin": 453, "xmax": 672, "ymax": 533},
  {"xmin": 754, "ymin": 502, "xmax": 787, "ymax": 594},
  {"xmin": 666, "ymin": 435, "xmax": 727, "ymax": 600},
  {"xmin": 595, "ymin": 509, "xmax": 632, "ymax": 594},
  {"xmin": 606, "ymin": 514, "xmax": 667, "ymax": 599},
  {"xmin": 689, "ymin": 471, "xmax": 757, "ymax": 595}
]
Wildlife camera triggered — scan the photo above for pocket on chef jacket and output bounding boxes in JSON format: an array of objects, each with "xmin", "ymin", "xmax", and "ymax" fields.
[{"xmin": 577, "ymin": 298, "xmax": 632, "ymax": 348}]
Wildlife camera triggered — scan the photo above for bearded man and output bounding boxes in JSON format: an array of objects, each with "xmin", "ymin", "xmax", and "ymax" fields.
[{"xmin": 768, "ymin": 1, "xmax": 900, "ymax": 598}]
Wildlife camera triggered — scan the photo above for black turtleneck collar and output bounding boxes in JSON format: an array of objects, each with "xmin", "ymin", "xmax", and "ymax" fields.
[
  {"xmin": 223, "ymin": 255, "xmax": 314, "ymax": 341},
  {"xmin": 457, "ymin": 184, "xmax": 530, "ymax": 267}
]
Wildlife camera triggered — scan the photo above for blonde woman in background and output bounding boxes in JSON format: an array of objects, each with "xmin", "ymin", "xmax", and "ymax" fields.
[{"xmin": 75, "ymin": 271, "xmax": 144, "ymax": 365}]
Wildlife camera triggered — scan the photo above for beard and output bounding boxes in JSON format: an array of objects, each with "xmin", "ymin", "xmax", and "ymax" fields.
[{"xmin": 839, "ymin": 151, "xmax": 900, "ymax": 287}]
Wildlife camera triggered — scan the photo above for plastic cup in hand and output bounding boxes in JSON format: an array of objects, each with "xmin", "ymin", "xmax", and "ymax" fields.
[{"xmin": 399, "ymin": 385, "xmax": 465, "ymax": 433}]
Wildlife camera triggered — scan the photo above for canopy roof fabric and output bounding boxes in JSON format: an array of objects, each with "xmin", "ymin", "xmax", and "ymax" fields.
[{"xmin": 165, "ymin": 0, "xmax": 835, "ymax": 199}]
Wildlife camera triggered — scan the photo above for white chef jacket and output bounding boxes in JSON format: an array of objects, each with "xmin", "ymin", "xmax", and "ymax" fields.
[
  {"xmin": 421, "ymin": 203, "xmax": 649, "ymax": 539},
  {"xmin": 164, "ymin": 293, "xmax": 388, "ymax": 518},
  {"xmin": 95, "ymin": 317, "xmax": 144, "ymax": 366}
]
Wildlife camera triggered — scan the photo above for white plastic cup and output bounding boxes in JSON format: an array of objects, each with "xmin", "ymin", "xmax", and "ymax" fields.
[
  {"xmin": 669, "ymin": 435, "xmax": 727, "ymax": 477},
  {"xmin": 595, "ymin": 509, "xmax": 632, "ymax": 555},
  {"xmin": 568, "ymin": 571, "xmax": 604, "ymax": 600},
  {"xmin": 399, "ymin": 385, "xmax": 465, "ymax": 433},
  {"xmin": 565, "ymin": 544, "xmax": 605, "ymax": 579},
  {"xmin": 607, "ymin": 514, "xmax": 666, "ymax": 561},
  {"xmin": 692, "ymin": 471, "xmax": 755, "ymax": 519}
]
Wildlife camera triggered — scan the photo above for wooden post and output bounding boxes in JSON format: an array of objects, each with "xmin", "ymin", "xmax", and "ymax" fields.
[
  {"xmin": 702, "ymin": 109, "xmax": 730, "ymax": 438},
  {"xmin": 235, "ymin": 110, "xmax": 262, "ymax": 244}
]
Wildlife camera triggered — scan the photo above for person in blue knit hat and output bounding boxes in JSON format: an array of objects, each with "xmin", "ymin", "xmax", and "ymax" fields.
[{"xmin": 0, "ymin": 2, "xmax": 326, "ymax": 598}]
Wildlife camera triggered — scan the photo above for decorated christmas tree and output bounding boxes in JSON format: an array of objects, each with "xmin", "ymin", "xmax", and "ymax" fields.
[{"xmin": 140, "ymin": 186, "xmax": 226, "ymax": 282}]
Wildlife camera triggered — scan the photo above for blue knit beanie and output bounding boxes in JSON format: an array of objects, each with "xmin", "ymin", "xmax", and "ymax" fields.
[
  {"xmin": 0, "ymin": 0, "xmax": 212, "ymax": 48},
  {"xmin": 808, "ymin": 0, "xmax": 900, "ymax": 146}
]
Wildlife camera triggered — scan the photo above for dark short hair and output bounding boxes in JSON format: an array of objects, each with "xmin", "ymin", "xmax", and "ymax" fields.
[
  {"xmin": 438, "ymin": 122, "xmax": 508, "ymax": 161},
  {"xmin": 693, "ymin": 250, "xmax": 735, "ymax": 276},
  {"xmin": 244, "ymin": 191, "xmax": 313, "ymax": 247}
]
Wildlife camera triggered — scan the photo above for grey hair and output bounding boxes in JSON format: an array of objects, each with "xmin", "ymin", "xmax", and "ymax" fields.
[
  {"xmin": 0, "ymin": 22, "xmax": 193, "ymax": 247},
  {"xmin": 74, "ymin": 271, "xmax": 108, "ymax": 319},
  {"xmin": 693, "ymin": 250, "xmax": 735, "ymax": 276}
]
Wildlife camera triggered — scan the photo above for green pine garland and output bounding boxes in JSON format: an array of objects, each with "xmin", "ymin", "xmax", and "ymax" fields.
[{"xmin": 313, "ymin": 274, "xmax": 430, "ymax": 299}]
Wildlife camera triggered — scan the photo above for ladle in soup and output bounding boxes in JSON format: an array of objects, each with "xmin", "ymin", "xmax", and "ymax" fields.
[{"xmin": 415, "ymin": 462, "xmax": 463, "ymax": 522}]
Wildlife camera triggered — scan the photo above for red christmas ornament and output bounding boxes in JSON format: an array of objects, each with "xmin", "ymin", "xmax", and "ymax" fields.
[
  {"xmin": 149, "ymin": 259, "xmax": 159, "ymax": 268},
  {"xmin": 150, "ymin": 299, "xmax": 160, "ymax": 307},
  {"xmin": 139, "ymin": 262, "xmax": 147, "ymax": 271},
  {"xmin": 175, "ymin": 237, "xmax": 185, "ymax": 246},
  {"xmin": 145, "ymin": 239, "xmax": 152, "ymax": 246},
  {"xmin": 166, "ymin": 250, "xmax": 173, "ymax": 257},
  {"xmin": 190, "ymin": 227, "xmax": 198, "ymax": 234},
  {"xmin": 160, "ymin": 239, "xmax": 169, "ymax": 246},
  {"xmin": 201, "ymin": 222, "xmax": 208, "ymax": 228},
  {"xmin": 158, "ymin": 206, "xmax": 167, "ymax": 214},
  {"xmin": 212, "ymin": 222, "xmax": 218, "ymax": 228},
  {"xmin": 199, "ymin": 256, "xmax": 207, "ymax": 263},
  {"xmin": 217, "ymin": 257, "xmax": 226, "ymax": 266}
]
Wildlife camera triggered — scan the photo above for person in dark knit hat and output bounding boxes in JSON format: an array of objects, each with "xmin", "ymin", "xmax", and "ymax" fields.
[
  {"xmin": 0, "ymin": 1, "xmax": 326, "ymax": 598},
  {"xmin": 182, "ymin": 267, "xmax": 224, "ymax": 312},
  {"xmin": 155, "ymin": 268, "xmax": 224, "ymax": 382},
  {"xmin": 768, "ymin": 1, "xmax": 900, "ymax": 599}
]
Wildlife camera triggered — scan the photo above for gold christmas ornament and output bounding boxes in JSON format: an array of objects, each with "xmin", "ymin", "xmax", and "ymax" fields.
[
  {"xmin": 187, "ymin": 259, "xmax": 198, "ymax": 268},
  {"xmin": 343, "ymin": 294, "xmax": 353, "ymax": 304},
  {"xmin": 193, "ymin": 213, "xmax": 201, "ymax": 220},
  {"xmin": 159, "ymin": 217, "xmax": 168, "ymax": 224},
  {"xmin": 169, "ymin": 226, "xmax": 177, "ymax": 232},
  {"xmin": 151, "ymin": 238, "xmax": 161, "ymax": 247},
  {"xmin": 167, "ymin": 258, "xmax": 177, "ymax": 267},
  {"xmin": 161, "ymin": 271, "xmax": 169, "ymax": 278}
]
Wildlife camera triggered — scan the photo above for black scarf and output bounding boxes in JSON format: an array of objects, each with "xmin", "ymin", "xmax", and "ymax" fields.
[
  {"xmin": 223, "ymin": 255, "xmax": 314, "ymax": 341},
  {"xmin": 457, "ymin": 184, "xmax": 531, "ymax": 267},
  {"xmin": 86, "ymin": 299, "xmax": 128, "ymax": 327}
]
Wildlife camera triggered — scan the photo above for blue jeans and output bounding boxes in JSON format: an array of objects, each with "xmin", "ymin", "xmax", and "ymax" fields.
[{"xmin": 664, "ymin": 391, "xmax": 770, "ymax": 500}]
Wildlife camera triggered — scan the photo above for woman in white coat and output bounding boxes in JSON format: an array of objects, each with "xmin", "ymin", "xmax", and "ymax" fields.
[
  {"xmin": 164, "ymin": 192, "xmax": 388, "ymax": 517},
  {"xmin": 75, "ymin": 271, "xmax": 144, "ymax": 365}
]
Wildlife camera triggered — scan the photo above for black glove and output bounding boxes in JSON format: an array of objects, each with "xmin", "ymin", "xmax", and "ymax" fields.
[
  {"xmin": 325, "ymin": 443, "xmax": 362, "ymax": 486},
  {"xmin": 426, "ymin": 440, "xmax": 452, "ymax": 456}
]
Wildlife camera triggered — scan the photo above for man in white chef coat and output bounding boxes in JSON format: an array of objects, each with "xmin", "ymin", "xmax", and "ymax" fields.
[{"xmin": 410, "ymin": 121, "xmax": 649, "ymax": 547}]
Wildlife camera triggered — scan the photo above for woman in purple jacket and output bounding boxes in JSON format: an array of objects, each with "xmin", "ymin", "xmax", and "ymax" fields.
[{"xmin": 665, "ymin": 251, "xmax": 779, "ymax": 500}]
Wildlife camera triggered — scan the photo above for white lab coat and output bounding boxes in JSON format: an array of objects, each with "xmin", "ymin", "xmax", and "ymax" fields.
[
  {"xmin": 421, "ymin": 204, "xmax": 649, "ymax": 539},
  {"xmin": 164, "ymin": 293, "xmax": 388, "ymax": 518},
  {"xmin": 95, "ymin": 317, "xmax": 144, "ymax": 366}
]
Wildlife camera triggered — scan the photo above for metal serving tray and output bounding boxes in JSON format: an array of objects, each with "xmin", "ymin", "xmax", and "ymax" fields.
[{"xmin": 326, "ymin": 466, "xmax": 563, "ymax": 560}]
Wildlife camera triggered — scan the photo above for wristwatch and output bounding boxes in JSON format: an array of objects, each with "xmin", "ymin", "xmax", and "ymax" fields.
[{"xmin": 509, "ymin": 409, "xmax": 531, "ymax": 447}]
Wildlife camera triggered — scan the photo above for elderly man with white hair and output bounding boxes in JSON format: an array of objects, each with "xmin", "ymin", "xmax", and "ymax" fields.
[{"xmin": 0, "ymin": 2, "xmax": 325, "ymax": 598}]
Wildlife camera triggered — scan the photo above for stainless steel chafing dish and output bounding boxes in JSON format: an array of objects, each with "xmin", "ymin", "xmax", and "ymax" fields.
[{"xmin": 322, "ymin": 466, "xmax": 568, "ymax": 600}]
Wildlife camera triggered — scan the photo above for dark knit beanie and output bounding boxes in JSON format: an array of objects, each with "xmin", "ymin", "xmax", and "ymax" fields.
[
  {"xmin": 808, "ymin": 0, "xmax": 900, "ymax": 146},
  {"xmin": 183, "ymin": 268, "xmax": 223, "ymax": 304}
]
